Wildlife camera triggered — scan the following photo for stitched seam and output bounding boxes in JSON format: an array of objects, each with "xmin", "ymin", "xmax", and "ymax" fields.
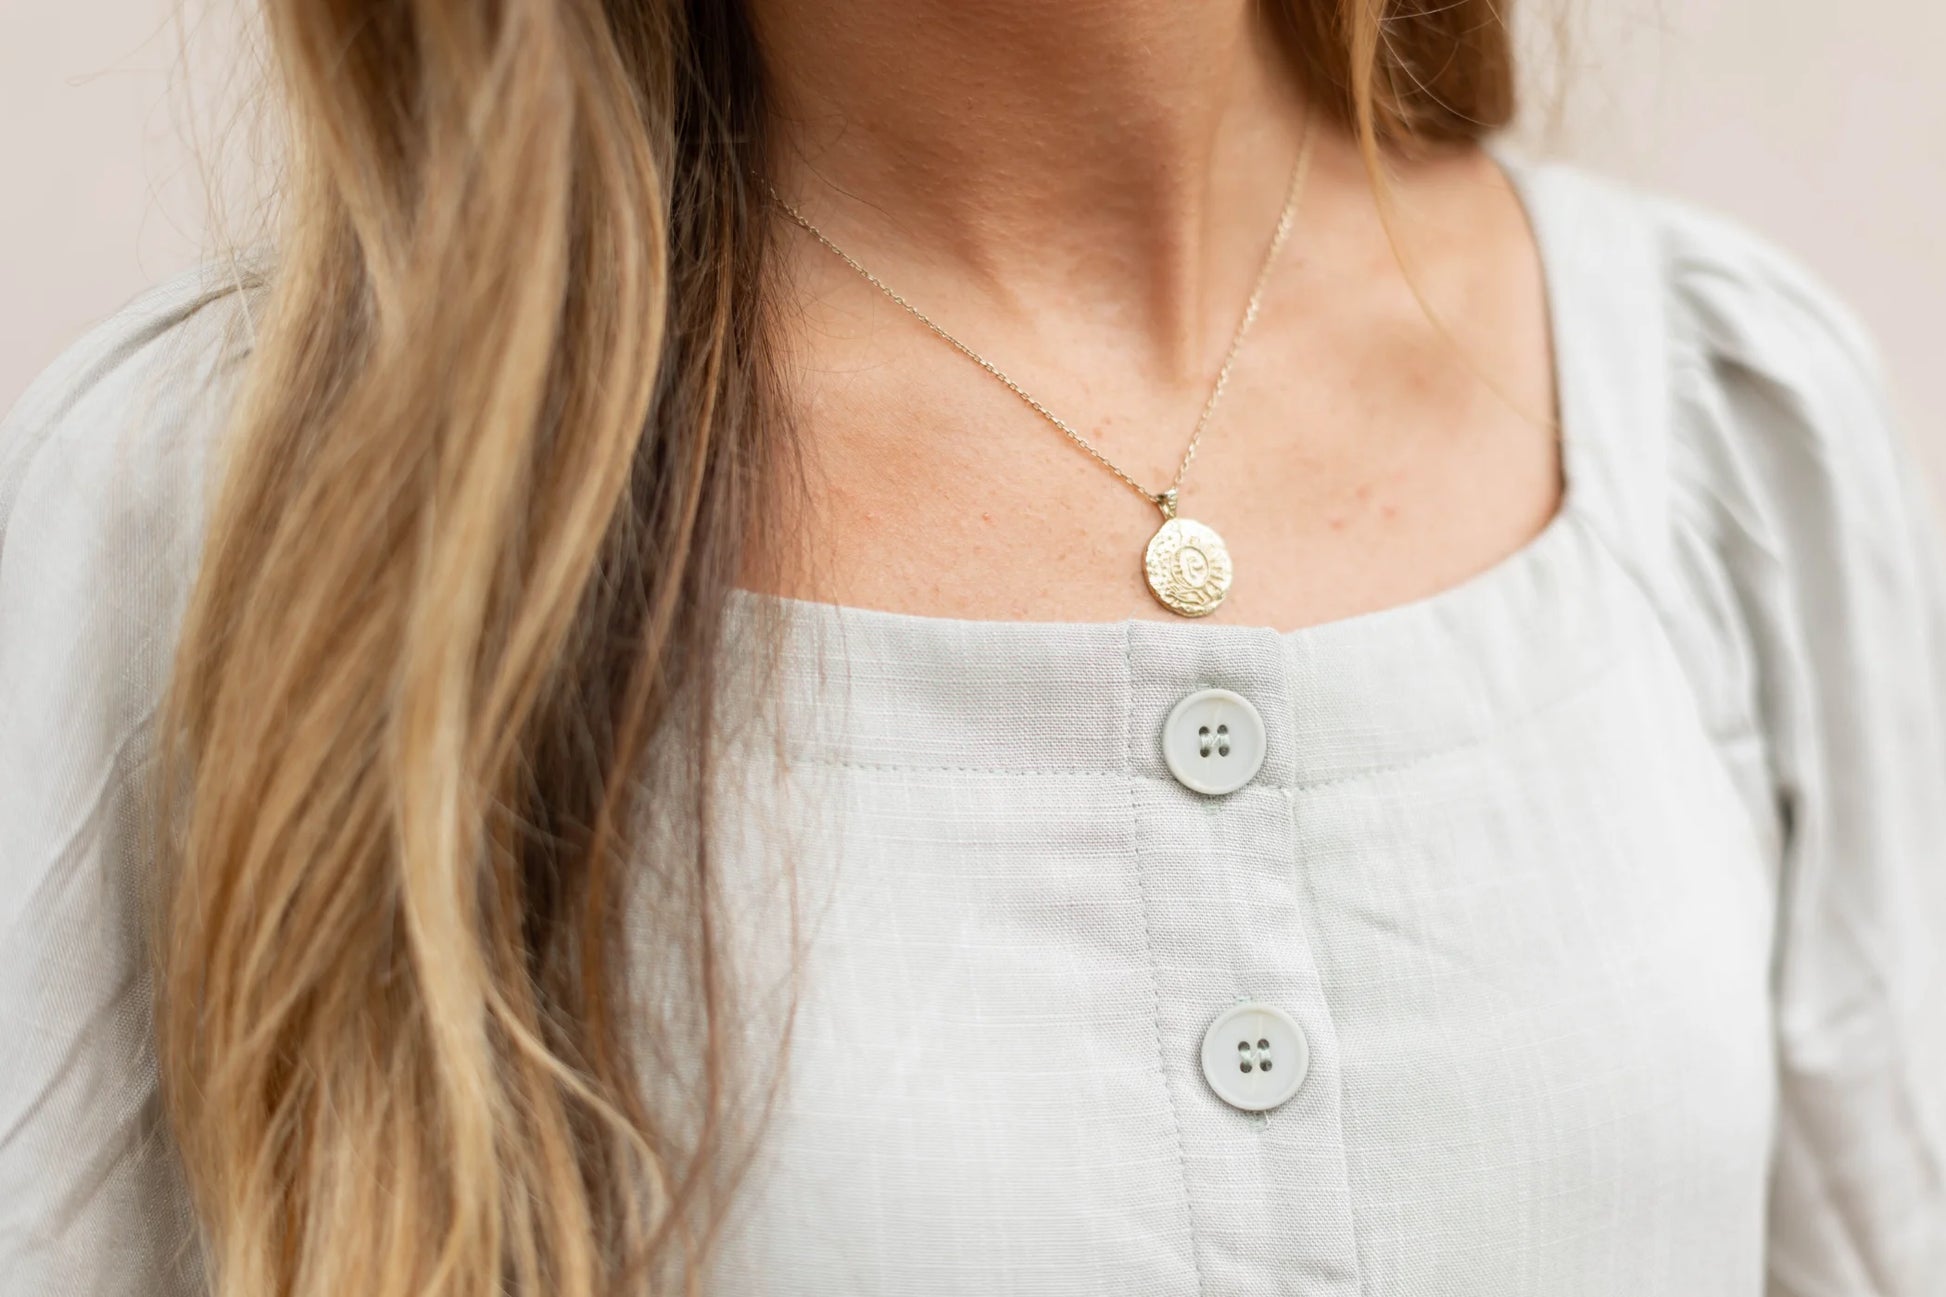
[
  {"xmin": 1663, "ymin": 356, "xmax": 1776, "ymax": 748},
  {"xmin": 802, "ymin": 762, "xmax": 1127, "ymax": 777},
  {"xmin": 795, "ymin": 651, "xmax": 1628, "ymax": 795},
  {"xmin": 1280, "ymin": 654, "xmax": 1624, "ymax": 795},
  {"xmin": 1281, "ymin": 792, "xmax": 1367, "ymax": 1292},
  {"xmin": 1123, "ymin": 623, "xmax": 1205, "ymax": 1295},
  {"xmin": 1569, "ymin": 456, "xmax": 1788, "ymax": 855},
  {"xmin": 781, "ymin": 643, "xmax": 1632, "ymax": 787}
]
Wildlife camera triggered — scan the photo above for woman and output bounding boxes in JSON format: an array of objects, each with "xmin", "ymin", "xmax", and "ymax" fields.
[{"xmin": 4, "ymin": 0, "xmax": 1943, "ymax": 1293}]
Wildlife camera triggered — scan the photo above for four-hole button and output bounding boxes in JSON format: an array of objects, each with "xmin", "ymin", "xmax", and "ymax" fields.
[
  {"xmin": 1161, "ymin": 687, "xmax": 1267, "ymax": 795},
  {"xmin": 1199, "ymin": 1001, "xmax": 1309, "ymax": 1112}
]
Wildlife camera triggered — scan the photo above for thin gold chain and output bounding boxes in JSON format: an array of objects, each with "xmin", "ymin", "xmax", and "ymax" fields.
[{"xmin": 765, "ymin": 116, "xmax": 1319, "ymax": 515}]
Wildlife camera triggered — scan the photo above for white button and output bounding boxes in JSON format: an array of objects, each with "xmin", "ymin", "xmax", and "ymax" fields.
[
  {"xmin": 1161, "ymin": 688, "xmax": 1267, "ymax": 795},
  {"xmin": 1199, "ymin": 1001, "xmax": 1308, "ymax": 1112}
]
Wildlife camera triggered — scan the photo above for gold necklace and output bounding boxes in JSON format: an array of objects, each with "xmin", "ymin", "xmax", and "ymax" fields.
[{"xmin": 767, "ymin": 116, "xmax": 1318, "ymax": 618}]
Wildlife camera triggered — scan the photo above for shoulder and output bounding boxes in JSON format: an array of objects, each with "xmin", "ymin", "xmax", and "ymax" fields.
[
  {"xmin": 2, "ymin": 257, "xmax": 262, "ymax": 540},
  {"xmin": 1505, "ymin": 154, "xmax": 1892, "ymax": 434},
  {"xmin": 1636, "ymin": 181, "xmax": 1895, "ymax": 487},
  {"xmin": 1501, "ymin": 157, "xmax": 1946, "ymax": 760},
  {"xmin": 0, "ymin": 256, "xmax": 265, "ymax": 843},
  {"xmin": 1501, "ymin": 155, "xmax": 1921, "ymax": 566},
  {"xmin": 1, "ymin": 257, "xmax": 264, "ymax": 645}
]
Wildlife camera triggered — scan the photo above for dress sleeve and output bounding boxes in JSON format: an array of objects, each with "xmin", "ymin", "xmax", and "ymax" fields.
[
  {"xmin": 0, "ymin": 267, "xmax": 251, "ymax": 1297},
  {"xmin": 1664, "ymin": 205, "xmax": 1946, "ymax": 1293}
]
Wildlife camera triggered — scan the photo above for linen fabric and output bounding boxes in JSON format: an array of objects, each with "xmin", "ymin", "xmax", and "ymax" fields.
[{"xmin": 3, "ymin": 158, "xmax": 1944, "ymax": 1295}]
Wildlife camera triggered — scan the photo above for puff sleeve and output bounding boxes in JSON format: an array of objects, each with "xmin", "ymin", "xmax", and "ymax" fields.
[{"xmin": 1663, "ymin": 204, "xmax": 1946, "ymax": 1293}]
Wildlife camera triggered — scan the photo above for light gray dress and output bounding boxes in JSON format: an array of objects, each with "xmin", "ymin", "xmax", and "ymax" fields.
[{"xmin": 3, "ymin": 158, "xmax": 1944, "ymax": 1295}]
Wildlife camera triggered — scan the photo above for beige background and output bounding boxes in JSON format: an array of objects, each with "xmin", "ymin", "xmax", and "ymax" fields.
[{"xmin": 3, "ymin": 2, "xmax": 1942, "ymax": 475}]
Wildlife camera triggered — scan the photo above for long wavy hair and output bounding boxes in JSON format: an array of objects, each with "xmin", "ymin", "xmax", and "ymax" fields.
[{"xmin": 155, "ymin": 2, "xmax": 1516, "ymax": 1293}]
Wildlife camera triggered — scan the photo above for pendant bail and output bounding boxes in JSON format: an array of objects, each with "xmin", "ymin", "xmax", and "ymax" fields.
[{"xmin": 1154, "ymin": 488, "xmax": 1178, "ymax": 520}]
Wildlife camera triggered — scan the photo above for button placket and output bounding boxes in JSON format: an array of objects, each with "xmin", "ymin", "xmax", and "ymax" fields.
[{"xmin": 1125, "ymin": 621, "xmax": 1359, "ymax": 1294}]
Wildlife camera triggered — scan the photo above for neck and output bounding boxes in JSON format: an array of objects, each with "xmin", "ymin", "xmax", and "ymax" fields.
[{"xmin": 751, "ymin": 0, "xmax": 1322, "ymax": 376}]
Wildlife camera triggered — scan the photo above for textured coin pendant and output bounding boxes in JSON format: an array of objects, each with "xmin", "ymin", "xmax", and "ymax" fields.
[{"xmin": 1144, "ymin": 510, "xmax": 1233, "ymax": 618}]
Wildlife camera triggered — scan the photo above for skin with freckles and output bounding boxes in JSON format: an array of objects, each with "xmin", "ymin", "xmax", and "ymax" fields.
[{"xmin": 751, "ymin": 0, "xmax": 1559, "ymax": 631}]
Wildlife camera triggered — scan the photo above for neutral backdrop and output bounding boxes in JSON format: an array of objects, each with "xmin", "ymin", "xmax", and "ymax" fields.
[{"xmin": 4, "ymin": 1, "xmax": 1943, "ymax": 479}]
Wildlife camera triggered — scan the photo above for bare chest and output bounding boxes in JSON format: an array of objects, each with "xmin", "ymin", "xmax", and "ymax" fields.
[{"xmin": 771, "ymin": 311, "xmax": 1560, "ymax": 631}]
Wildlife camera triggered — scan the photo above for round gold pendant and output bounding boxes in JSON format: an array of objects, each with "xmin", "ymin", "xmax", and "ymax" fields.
[{"xmin": 1144, "ymin": 516, "xmax": 1233, "ymax": 617}]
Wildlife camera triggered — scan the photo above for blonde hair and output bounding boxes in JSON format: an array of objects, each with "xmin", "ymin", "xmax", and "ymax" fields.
[{"xmin": 155, "ymin": 2, "xmax": 1517, "ymax": 1294}]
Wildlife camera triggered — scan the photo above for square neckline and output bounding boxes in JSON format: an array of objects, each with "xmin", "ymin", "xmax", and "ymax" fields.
[{"xmin": 729, "ymin": 144, "xmax": 1596, "ymax": 648}]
